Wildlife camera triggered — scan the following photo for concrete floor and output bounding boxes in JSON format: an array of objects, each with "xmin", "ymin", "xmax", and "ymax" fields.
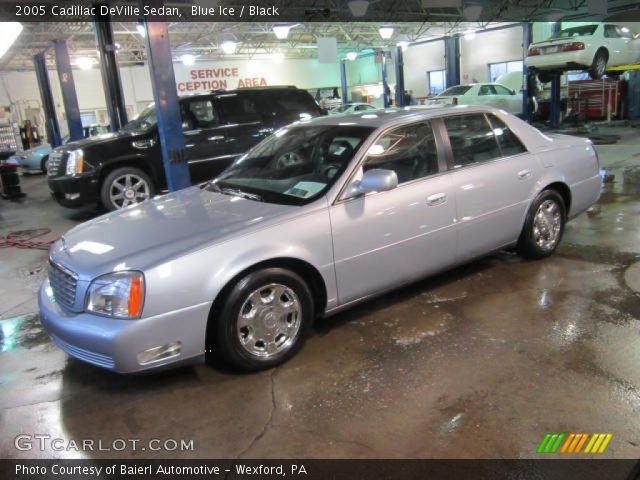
[{"xmin": 1, "ymin": 125, "xmax": 639, "ymax": 460}]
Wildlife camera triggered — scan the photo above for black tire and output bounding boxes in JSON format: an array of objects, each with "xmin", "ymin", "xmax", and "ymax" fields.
[
  {"xmin": 588, "ymin": 49, "xmax": 608, "ymax": 80},
  {"xmin": 517, "ymin": 190, "xmax": 566, "ymax": 260},
  {"xmin": 537, "ymin": 71, "xmax": 555, "ymax": 84},
  {"xmin": 100, "ymin": 166, "xmax": 154, "ymax": 211},
  {"xmin": 209, "ymin": 268, "xmax": 314, "ymax": 372},
  {"xmin": 40, "ymin": 155, "xmax": 49, "ymax": 174}
]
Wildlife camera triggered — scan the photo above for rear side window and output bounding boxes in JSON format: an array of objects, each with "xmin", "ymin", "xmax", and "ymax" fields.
[
  {"xmin": 264, "ymin": 90, "xmax": 321, "ymax": 123},
  {"xmin": 486, "ymin": 115, "xmax": 528, "ymax": 157},
  {"xmin": 443, "ymin": 114, "xmax": 502, "ymax": 167},
  {"xmin": 216, "ymin": 94, "xmax": 262, "ymax": 124}
]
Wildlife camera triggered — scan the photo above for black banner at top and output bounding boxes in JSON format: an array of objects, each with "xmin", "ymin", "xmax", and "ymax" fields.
[{"xmin": 0, "ymin": 0, "xmax": 638, "ymax": 23}]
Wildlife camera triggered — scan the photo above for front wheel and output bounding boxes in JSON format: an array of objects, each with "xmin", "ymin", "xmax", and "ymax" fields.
[
  {"xmin": 517, "ymin": 190, "xmax": 566, "ymax": 259},
  {"xmin": 210, "ymin": 268, "xmax": 314, "ymax": 372},
  {"xmin": 100, "ymin": 167, "xmax": 154, "ymax": 211}
]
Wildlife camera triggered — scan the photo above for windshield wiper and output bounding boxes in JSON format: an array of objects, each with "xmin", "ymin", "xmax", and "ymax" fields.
[{"xmin": 221, "ymin": 187, "xmax": 263, "ymax": 202}]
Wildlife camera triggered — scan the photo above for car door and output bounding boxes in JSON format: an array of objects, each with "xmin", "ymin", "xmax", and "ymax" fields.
[
  {"xmin": 493, "ymin": 84, "xmax": 522, "ymax": 115},
  {"xmin": 329, "ymin": 120, "xmax": 457, "ymax": 305},
  {"xmin": 181, "ymin": 96, "xmax": 236, "ymax": 183},
  {"xmin": 441, "ymin": 112, "xmax": 538, "ymax": 262}
]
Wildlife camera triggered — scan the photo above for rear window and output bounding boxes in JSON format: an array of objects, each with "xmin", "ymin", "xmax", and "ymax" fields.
[
  {"xmin": 439, "ymin": 86, "xmax": 471, "ymax": 97},
  {"xmin": 552, "ymin": 25, "xmax": 598, "ymax": 38}
]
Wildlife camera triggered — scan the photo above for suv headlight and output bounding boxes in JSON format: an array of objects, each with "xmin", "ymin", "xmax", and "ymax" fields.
[
  {"xmin": 86, "ymin": 271, "xmax": 145, "ymax": 318},
  {"xmin": 65, "ymin": 149, "xmax": 84, "ymax": 176}
]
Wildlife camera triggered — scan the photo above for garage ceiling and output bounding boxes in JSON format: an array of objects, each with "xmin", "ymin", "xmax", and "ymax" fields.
[{"xmin": 1, "ymin": 0, "xmax": 639, "ymax": 71}]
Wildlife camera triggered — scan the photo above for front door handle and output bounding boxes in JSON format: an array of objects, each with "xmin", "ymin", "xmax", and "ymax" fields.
[
  {"xmin": 518, "ymin": 169, "xmax": 532, "ymax": 179},
  {"xmin": 427, "ymin": 193, "xmax": 447, "ymax": 206},
  {"xmin": 208, "ymin": 135, "xmax": 225, "ymax": 142}
]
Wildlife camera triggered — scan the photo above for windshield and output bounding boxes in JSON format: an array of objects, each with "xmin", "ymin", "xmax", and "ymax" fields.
[
  {"xmin": 439, "ymin": 86, "xmax": 471, "ymax": 97},
  {"xmin": 551, "ymin": 25, "xmax": 598, "ymax": 39},
  {"xmin": 209, "ymin": 125, "xmax": 374, "ymax": 206},
  {"xmin": 122, "ymin": 104, "xmax": 157, "ymax": 132}
]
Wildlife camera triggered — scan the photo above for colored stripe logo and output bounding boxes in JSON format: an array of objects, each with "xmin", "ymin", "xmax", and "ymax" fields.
[{"xmin": 537, "ymin": 433, "xmax": 613, "ymax": 454}]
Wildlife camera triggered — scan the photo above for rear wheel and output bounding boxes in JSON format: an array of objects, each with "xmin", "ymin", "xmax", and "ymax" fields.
[
  {"xmin": 209, "ymin": 268, "xmax": 314, "ymax": 372},
  {"xmin": 100, "ymin": 167, "xmax": 154, "ymax": 211},
  {"xmin": 517, "ymin": 190, "xmax": 566, "ymax": 259},
  {"xmin": 537, "ymin": 71, "xmax": 555, "ymax": 84},
  {"xmin": 588, "ymin": 49, "xmax": 608, "ymax": 80}
]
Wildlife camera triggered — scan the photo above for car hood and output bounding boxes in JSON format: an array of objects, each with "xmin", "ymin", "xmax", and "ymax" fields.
[
  {"xmin": 59, "ymin": 130, "xmax": 143, "ymax": 151},
  {"xmin": 21, "ymin": 144, "xmax": 51, "ymax": 156},
  {"xmin": 50, "ymin": 186, "xmax": 300, "ymax": 277}
]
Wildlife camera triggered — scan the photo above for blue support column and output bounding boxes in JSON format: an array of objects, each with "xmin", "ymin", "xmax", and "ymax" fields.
[
  {"xmin": 340, "ymin": 61, "xmax": 348, "ymax": 105},
  {"xmin": 53, "ymin": 40, "xmax": 84, "ymax": 141},
  {"xmin": 33, "ymin": 54, "xmax": 61, "ymax": 148},
  {"xmin": 381, "ymin": 52, "xmax": 390, "ymax": 108},
  {"xmin": 522, "ymin": 23, "xmax": 533, "ymax": 123},
  {"xmin": 93, "ymin": 16, "xmax": 128, "ymax": 131},
  {"xmin": 444, "ymin": 35, "xmax": 460, "ymax": 88},
  {"xmin": 549, "ymin": 22, "xmax": 562, "ymax": 129},
  {"xmin": 142, "ymin": 20, "xmax": 191, "ymax": 191},
  {"xmin": 394, "ymin": 46, "xmax": 406, "ymax": 107}
]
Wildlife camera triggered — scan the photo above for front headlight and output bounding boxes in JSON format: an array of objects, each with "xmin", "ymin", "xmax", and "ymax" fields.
[
  {"xmin": 65, "ymin": 149, "xmax": 84, "ymax": 176},
  {"xmin": 86, "ymin": 271, "xmax": 145, "ymax": 319}
]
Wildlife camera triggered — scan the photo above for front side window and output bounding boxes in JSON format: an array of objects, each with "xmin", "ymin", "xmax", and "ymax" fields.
[
  {"xmin": 211, "ymin": 125, "xmax": 373, "ymax": 205},
  {"xmin": 478, "ymin": 85, "xmax": 497, "ymax": 96},
  {"xmin": 122, "ymin": 104, "xmax": 157, "ymax": 132},
  {"xmin": 493, "ymin": 85, "xmax": 514, "ymax": 96},
  {"xmin": 181, "ymin": 98, "xmax": 219, "ymax": 130},
  {"xmin": 362, "ymin": 121, "xmax": 439, "ymax": 184},
  {"xmin": 443, "ymin": 114, "xmax": 501, "ymax": 167}
]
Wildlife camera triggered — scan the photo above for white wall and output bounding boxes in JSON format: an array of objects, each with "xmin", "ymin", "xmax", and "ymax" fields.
[
  {"xmin": 460, "ymin": 26, "xmax": 524, "ymax": 84},
  {"xmin": 403, "ymin": 41, "xmax": 445, "ymax": 97}
]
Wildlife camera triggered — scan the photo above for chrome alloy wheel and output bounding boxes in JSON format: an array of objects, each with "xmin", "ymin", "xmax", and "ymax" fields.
[
  {"xmin": 237, "ymin": 283, "xmax": 301, "ymax": 358},
  {"xmin": 533, "ymin": 199, "xmax": 561, "ymax": 250},
  {"xmin": 595, "ymin": 56, "xmax": 607, "ymax": 76},
  {"xmin": 109, "ymin": 173, "xmax": 151, "ymax": 209}
]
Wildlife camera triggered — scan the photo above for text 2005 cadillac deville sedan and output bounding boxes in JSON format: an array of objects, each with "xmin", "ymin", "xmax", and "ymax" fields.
[{"xmin": 39, "ymin": 106, "xmax": 601, "ymax": 373}]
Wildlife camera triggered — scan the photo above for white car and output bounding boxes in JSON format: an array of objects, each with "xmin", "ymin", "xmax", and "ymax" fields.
[
  {"xmin": 525, "ymin": 23, "xmax": 640, "ymax": 82},
  {"xmin": 328, "ymin": 103, "xmax": 378, "ymax": 115},
  {"xmin": 426, "ymin": 83, "xmax": 523, "ymax": 115}
]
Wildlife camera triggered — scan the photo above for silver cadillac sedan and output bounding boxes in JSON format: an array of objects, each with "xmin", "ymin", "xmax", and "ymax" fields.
[{"xmin": 39, "ymin": 106, "xmax": 601, "ymax": 373}]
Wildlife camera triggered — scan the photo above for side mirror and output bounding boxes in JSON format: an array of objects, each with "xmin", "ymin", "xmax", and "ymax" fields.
[{"xmin": 343, "ymin": 168, "xmax": 398, "ymax": 200}]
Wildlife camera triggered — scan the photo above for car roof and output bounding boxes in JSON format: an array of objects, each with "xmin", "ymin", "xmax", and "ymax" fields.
[{"xmin": 293, "ymin": 105, "xmax": 504, "ymax": 129}]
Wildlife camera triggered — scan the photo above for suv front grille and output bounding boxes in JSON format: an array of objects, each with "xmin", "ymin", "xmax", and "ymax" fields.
[
  {"xmin": 47, "ymin": 151, "xmax": 66, "ymax": 177},
  {"xmin": 48, "ymin": 261, "xmax": 78, "ymax": 309}
]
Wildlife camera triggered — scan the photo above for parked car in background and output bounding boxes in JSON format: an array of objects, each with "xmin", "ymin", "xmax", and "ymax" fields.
[
  {"xmin": 328, "ymin": 103, "xmax": 378, "ymax": 115},
  {"xmin": 426, "ymin": 83, "xmax": 523, "ymax": 115},
  {"xmin": 526, "ymin": 23, "xmax": 640, "ymax": 82},
  {"xmin": 47, "ymin": 86, "xmax": 322, "ymax": 211},
  {"xmin": 40, "ymin": 105, "xmax": 601, "ymax": 373}
]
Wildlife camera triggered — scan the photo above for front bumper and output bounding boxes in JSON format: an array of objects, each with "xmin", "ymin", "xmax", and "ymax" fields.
[
  {"xmin": 48, "ymin": 173, "xmax": 100, "ymax": 208},
  {"xmin": 38, "ymin": 280, "xmax": 210, "ymax": 373},
  {"xmin": 525, "ymin": 50, "xmax": 593, "ymax": 71}
]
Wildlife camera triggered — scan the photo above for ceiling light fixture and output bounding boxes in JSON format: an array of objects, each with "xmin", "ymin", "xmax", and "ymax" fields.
[
  {"xmin": 346, "ymin": 51, "xmax": 358, "ymax": 61},
  {"xmin": 76, "ymin": 57, "xmax": 96, "ymax": 70},
  {"xmin": 273, "ymin": 25, "xmax": 292, "ymax": 39},
  {"xmin": 348, "ymin": 0, "xmax": 369, "ymax": 17},
  {"xmin": 0, "ymin": 22, "xmax": 23, "ymax": 59},
  {"xmin": 379, "ymin": 26, "xmax": 394, "ymax": 40},
  {"xmin": 221, "ymin": 40, "xmax": 237, "ymax": 54},
  {"xmin": 180, "ymin": 54, "xmax": 196, "ymax": 66}
]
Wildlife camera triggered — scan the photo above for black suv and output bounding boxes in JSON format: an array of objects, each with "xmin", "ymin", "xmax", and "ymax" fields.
[{"xmin": 47, "ymin": 86, "xmax": 322, "ymax": 210}]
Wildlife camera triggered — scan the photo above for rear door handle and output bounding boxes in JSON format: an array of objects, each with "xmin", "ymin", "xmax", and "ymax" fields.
[
  {"xmin": 518, "ymin": 169, "xmax": 532, "ymax": 179},
  {"xmin": 208, "ymin": 135, "xmax": 225, "ymax": 142},
  {"xmin": 427, "ymin": 193, "xmax": 447, "ymax": 206}
]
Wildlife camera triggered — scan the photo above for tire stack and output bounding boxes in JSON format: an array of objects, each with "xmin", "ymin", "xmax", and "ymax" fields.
[{"xmin": 0, "ymin": 160, "xmax": 26, "ymax": 200}]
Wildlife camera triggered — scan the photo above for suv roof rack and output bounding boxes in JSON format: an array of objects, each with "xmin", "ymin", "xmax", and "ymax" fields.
[{"xmin": 209, "ymin": 85, "xmax": 299, "ymax": 94}]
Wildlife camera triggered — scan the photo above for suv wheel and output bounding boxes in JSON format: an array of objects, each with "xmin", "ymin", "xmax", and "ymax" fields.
[
  {"xmin": 209, "ymin": 268, "xmax": 314, "ymax": 372},
  {"xmin": 101, "ymin": 167, "xmax": 154, "ymax": 211}
]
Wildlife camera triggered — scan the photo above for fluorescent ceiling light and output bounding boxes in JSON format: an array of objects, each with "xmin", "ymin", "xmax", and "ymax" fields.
[
  {"xmin": 136, "ymin": 23, "xmax": 146, "ymax": 38},
  {"xmin": 273, "ymin": 25, "xmax": 292, "ymax": 39},
  {"xmin": 180, "ymin": 54, "xmax": 196, "ymax": 66},
  {"xmin": 76, "ymin": 57, "xmax": 96, "ymax": 70},
  {"xmin": 464, "ymin": 30, "xmax": 476, "ymax": 40},
  {"xmin": 348, "ymin": 0, "xmax": 369, "ymax": 17},
  {"xmin": 221, "ymin": 40, "xmax": 237, "ymax": 54},
  {"xmin": 346, "ymin": 51, "xmax": 358, "ymax": 61},
  {"xmin": 379, "ymin": 26, "xmax": 394, "ymax": 40},
  {"xmin": 0, "ymin": 22, "xmax": 23, "ymax": 59}
]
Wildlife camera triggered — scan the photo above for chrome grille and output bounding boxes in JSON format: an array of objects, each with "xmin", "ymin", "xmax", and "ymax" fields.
[
  {"xmin": 48, "ymin": 261, "xmax": 78, "ymax": 309},
  {"xmin": 47, "ymin": 151, "xmax": 65, "ymax": 177}
]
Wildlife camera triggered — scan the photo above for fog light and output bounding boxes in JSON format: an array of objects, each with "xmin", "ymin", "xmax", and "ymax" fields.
[
  {"xmin": 137, "ymin": 342, "xmax": 181, "ymax": 365},
  {"xmin": 65, "ymin": 193, "xmax": 80, "ymax": 200}
]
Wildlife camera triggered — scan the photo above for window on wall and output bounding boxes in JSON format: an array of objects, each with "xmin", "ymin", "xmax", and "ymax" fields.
[
  {"xmin": 488, "ymin": 60, "xmax": 523, "ymax": 82},
  {"xmin": 427, "ymin": 70, "xmax": 447, "ymax": 95}
]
